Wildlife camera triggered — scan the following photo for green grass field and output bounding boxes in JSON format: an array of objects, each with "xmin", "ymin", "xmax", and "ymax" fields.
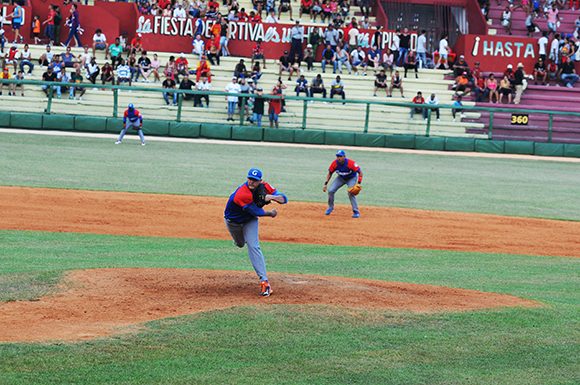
[{"xmin": 0, "ymin": 132, "xmax": 579, "ymax": 385}]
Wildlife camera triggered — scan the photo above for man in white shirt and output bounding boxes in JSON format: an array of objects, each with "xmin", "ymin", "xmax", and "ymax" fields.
[
  {"xmin": 265, "ymin": 10, "xmax": 278, "ymax": 23},
  {"xmin": 549, "ymin": 33, "xmax": 560, "ymax": 65},
  {"xmin": 93, "ymin": 29, "xmax": 108, "ymax": 58},
  {"xmin": 438, "ymin": 34, "xmax": 449, "ymax": 69},
  {"xmin": 350, "ymin": 46, "xmax": 367, "ymax": 75},
  {"xmin": 116, "ymin": 59, "xmax": 132, "ymax": 86},
  {"xmin": 225, "ymin": 77, "xmax": 241, "ymax": 121},
  {"xmin": 389, "ymin": 29, "xmax": 400, "ymax": 66},
  {"xmin": 289, "ymin": 20, "xmax": 304, "ymax": 61},
  {"xmin": 537, "ymin": 31, "xmax": 548, "ymax": 62},
  {"xmin": 195, "ymin": 74, "xmax": 212, "ymax": 107},
  {"xmin": 173, "ymin": 4, "xmax": 187, "ymax": 18},
  {"xmin": 425, "ymin": 93, "xmax": 440, "ymax": 121},
  {"xmin": 79, "ymin": 45, "xmax": 93, "ymax": 68},
  {"xmin": 18, "ymin": 44, "xmax": 34, "ymax": 74},
  {"xmin": 192, "ymin": 34, "xmax": 205, "ymax": 60},
  {"xmin": 416, "ymin": 29, "xmax": 427, "ymax": 69},
  {"xmin": 348, "ymin": 25, "xmax": 359, "ymax": 51}
]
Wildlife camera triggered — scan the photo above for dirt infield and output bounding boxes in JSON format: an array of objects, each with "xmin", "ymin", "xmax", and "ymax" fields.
[
  {"xmin": 0, "ymin": 269, "xmax": 539, "ymax": 343},
  {"xmin": 1, "ymin": 186, "xmax": 578, "ymax": 257}
]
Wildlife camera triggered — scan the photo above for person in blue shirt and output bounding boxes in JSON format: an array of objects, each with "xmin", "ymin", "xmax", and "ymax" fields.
[
  {"xmin": 224, "ymin": 168, "xmax": 288, "ymax": 297},
  {"xmin": 295, "ymin": 74, "xmax": 308, "ymax": 96},
  {"xmin": 452, "ymin": 95, "xmax": 464, "ymax": 122}
]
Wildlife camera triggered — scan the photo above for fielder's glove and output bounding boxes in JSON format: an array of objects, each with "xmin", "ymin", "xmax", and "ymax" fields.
[
  {"xmin": 253, "ymin": 183, "xmax": 271, "ymax": 208},
  {"xmin": 347, "ymin": 183, "xmax": 362, "ymax": 196}
]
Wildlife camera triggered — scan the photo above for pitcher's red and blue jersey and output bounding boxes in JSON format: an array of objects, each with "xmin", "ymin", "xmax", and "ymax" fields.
[
  {"xmin": 329, "ymin": 158, "xmax": 360, "ymax": 180},
  {"xmin": 225, "ymin": 182, "xmax": 286, "ymax": 223}
]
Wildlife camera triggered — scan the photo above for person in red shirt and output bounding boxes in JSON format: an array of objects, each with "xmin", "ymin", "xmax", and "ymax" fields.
[
  {"xmin": 248, "ymin": 11, "xmax": 262, "ymax": 23},
  {"xmin": 268, "ymin": 83, "xmax": 283, "ymax": 128},
  {"xmin": 238, "ymin": 8, "xmax": 249, "ymax": 21},
  {"xmin": 252, "ymin": 39, "xmax": 266, "ymax": 69},
  {"xmin": 410, "ymin": 91, "xmax": 426, "ymax": 119},
  {"xmin": 5, "ymin": 45, "xmax": 19, "ymax": 74},
  {"xmin": 196, "ymin": 56, "xmax": 212, "ymax": 82},
  {"xmin": 300, "ymin": 0, "xmax": 313, "ymax": 19},
  {"xmin": 158, "ymin": 0, "xmax": 171, "ymax": 10},
  {"xmin": 175, "ymin": 53, "xmax": 189, "ymax": 81},
  {"xmin": 323, "ymin": 149, "xmax": 363, "ymax": 218},
  {"xmin": 42, "ymin": 5, "xmax": 56, "ymax": 44},
  {"xmin": 130, "ymin": 34, "xmax": 144, "ymax": 55},
  {"xmin": 208, "ymin": 0, "xmax": 220, "ymax": 11}
]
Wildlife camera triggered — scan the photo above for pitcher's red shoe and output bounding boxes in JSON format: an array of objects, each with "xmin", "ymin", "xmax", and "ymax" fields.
[{"xmin": 260, "ymin": 280, "xmax": 272, "ymax": 297}]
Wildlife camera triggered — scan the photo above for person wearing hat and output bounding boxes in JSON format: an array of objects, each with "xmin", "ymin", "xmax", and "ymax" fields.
[
  {"xmin": 115, "ymin": 103, "xmax": 146, "ymax": 145},
  {"xmin": 289, "ymin": 19, "xmax": 304, "ymax": 61},
  {"xmin": 0, "ymin": 66, "xmax": 15, "ymax": 96},
  {"xmin": 224, "ymin": 168, "xmax": 288, "ymax": 297},
  {"xmin": 304, "ymin": 43, "xmax": 315, "ymax": 71},
  {"xmin": 323, "ymin": 150, "xmax": 363, "ymax": 218},
  {"xmin": 452, "ymin": 54, "xmax": 469, "ymax": 78},
  {"xmin": 513, "ymin": 62, "xmax": 527, "ymax": 104}
]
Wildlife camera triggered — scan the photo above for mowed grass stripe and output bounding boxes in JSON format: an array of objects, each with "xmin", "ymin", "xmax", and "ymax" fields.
[{"xmin": 1, "ymin": 132, "xmax": 579, "ymax": 220}]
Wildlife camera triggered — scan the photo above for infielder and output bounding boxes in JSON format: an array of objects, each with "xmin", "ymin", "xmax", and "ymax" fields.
[
  {"xmin": 323, "ymin": 150, "xmax": 363, "ymax": 218},
  {"xmin": 224, "ymin": 168, "xmax": 288, "ymax": 297},
  {"xmin": 115, "ymin": 103, "xmax": 146, "ymax": 145}
]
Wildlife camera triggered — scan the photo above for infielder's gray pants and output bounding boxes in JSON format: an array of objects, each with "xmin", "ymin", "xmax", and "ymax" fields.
[
  {"xmin": 117, "ymin": 121, "xmax": 145, "ymax": 144},
  {"xmin": 225, "ymin": 218, "xmax": 268, "ymax": 282},
  {"xmin": 328, "ymin": 176, "xmax": 359, "ymax": 214}
]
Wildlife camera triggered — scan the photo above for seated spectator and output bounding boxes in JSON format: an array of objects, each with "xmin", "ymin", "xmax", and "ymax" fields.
[
  {"xmin": 234, "ymin": 58, "xmax": 250, "ymax": 78},
  {"xmin": 367, "ymin": 46, "xmax": 381, "ymax": 73},
  {"xmin": 336, "ymin": 44, "xmax": 352, "ymax": 74},
  {"xmin": 330, "ymin": 75, "xmax": 345, "ymax": 103},
  {"xmin": 498, "ymin": 75, "xmax": 513, "ymax": 104},
  {"xmin": 79, "ymin": 46, "xmax": 92, "ymax": 69},
  {"xmin": 504, "ymin": 64, "xmax": 515, "ymax": 86},
  {"xmin": 252, "ymin": 39, "xmax": 266, "ymax": 69},
  {"xmin": 129, "ymin": 33, "xmax": 144, "ymax": 56},
  {"xmin": 250, "ymin": 87, "xmax": 265, "ymax": 127},
  {"xmin": 350, "ymin": 46, "xmax": 367, "ymax": 76},
  {"xmin": 278, "ymin": 51, "xmax": 291, "ymax": 77},
  {"xmin": 38, "ymin": 45, "xmax": 54, "ymax": 67},
  {"xmin": 373, "ymin": 69, "xmax": 388, "ymax": 97},
  {"xmin": 206, "ymin": 39, "xmax": 220, "ymax": 66},
  {"xmin": 70, "ymin": 67, "xmax": 86, "ymax": 100},
  {"xmin": 18, "ymin": 44, "xmax": 34, "ymax": 74},
  {"xmin": 179, "ymin": 73, "xmax": 195, "ymax": 101},
  {"xmin": 127, "ymin": 52, "xmax": 139, "ymax": 82},
  {"xmin": 162, "ymin": 74, "xmax": 178, "ymax": 106},
  {"xmin": 196, "ymin": 56, "xmax": 212, "ymax": 82},
  {"xmin": 404, "ymin": 50, "xmax": 418, "ymax": 79},
  {"xmin": 108, "ymin": 38, "xmax": 123, "ymax": 68},
  {"xmin": 116, "ymin": 59, "xmax": 132, "ymax": 86},
  {"xmin": 278, "ymin": 0, "xmax": 293, "ymax": 21},
  {"xmin": 388, "ymin": 70, "xmax": 404, "ymax": 97},
  {"xmin": 304, "ymin": 44, "xmax": 315, "ymax": 71},
  {"xmin": 41, "ymin": 66, "xmax": 58, "ymax": 97},
  {"xmin": 321, "ymin": 44, "xmax": 337, "ymax": 74},
  {"xmin": 92, "ymin": 29, "xmax": 107, "ymax": 59},
  {"xmin": 5, "ymin": 44, "xmax": 18, "ymax": 74},
  {"xmin": 486, "ymin": 73, "xmax": 499, "ymax": 103},
  {"xmin": 61, "ymin": 46, "xmax": 76, "ymax": 68},
  {"xmin": 265, "ymin": 10, "xmax": 279, "ymax": 23},
  {"xmin": 452, "ymin": 95, "xmax": 464, "ymax": 121},
  {"xmin": 248, "ymin": 10, "xmax": 262, "ymax": 22},
  {"xmin": 381, "ymin": 48, "xmax": 394, "ymax": 75},
  {"xmin": 250, "ymin": 61, "xmax": 263, "ymax": 84},
  {"xmin": 425, "ymin": 93, "xmax": 440, "ymax": 121},
  {"xmin": 192, "ymin": 34, "xmax": 205, "ymax": 60},
  {"xmin": 473, "ymin": 74, "xmax": 489, "ymax": 102},
  {"xmin": 558, "ymin": 57, "xmax": 579, "ymax": 88},
  {"xmin": 525, "ymin": 11, "xmax": 539, "ymax": 37},
  {"xmin": 453, "ymin": 55, "xmax": 470, "ymax": 78},
  {"xmin": 0, "ymin": 67, "xmax": 16, "ymax": 96},
  {"xmin": 173, "ymin": 3, "xmax": 187, "ymax": 18},
  {"xmin": 501, "ymin": 6, "xmax": 512, "ymax": 35},
  {"xmin": 150, "ymin": 53, "xmax": 161, "ymax": 82},
  {"xmin": 289, "ymin": 53, "xmax": 301, "ymax": 81},
  {"xmin": 175, "ymin": 53, "xmax": 189, "ymax": 82},
  {"xmin": 85, "ymin": 56, "xmax": 100, "ymax": 84},
  {"xmin": 410, "ymin": 91, "xmax": 426, "ymax": 119},
  {"xmin": 321, "ymin": 0, "xmax": 332, "ymax": 23},
  {"xmin": 55, "ymin": 67, "xmax": 70, "ymax": 99},
  {"xmin": 195, "ymin": 74, "xmax": 211, "ymax": 107},
  {"xmin": 13, "ymin": 70, "xmax": 24, "ymax": 96},
  {"xmin": 101, "ymin": 61, "xmax": 115, "ymax": 85},
  {"xmin": 453, "ymin": 71, "xmax": 471, "ymax": 97},
  {"xmin": 50, "ymin": 55, "xmax": 65, "ymax": 76},
  {"xmin": 300, "ymin": 0, "xmax": 313, "ymax": 20},
  {"xmin": 253, "ymin": 0, "xmax": 265, "ymax": 17},
  {"xmin": 164, "ymin": 55, "xmax": 177, "ymax": 80},
  {"xmin": 295, "ymin": 74, "xmax": 309, "ymax": 96},
  {"xmin": 310, "ymin": 73, "xmax": 327, "ymax": 98},
  {"xmin": 137, "ymin": 51, "xmax": 152, "ymax": 82}
]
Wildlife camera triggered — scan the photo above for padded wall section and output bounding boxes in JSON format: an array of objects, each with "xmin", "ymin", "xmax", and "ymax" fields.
[
  {"xmin": 294, "ymin": 129, "xmax": 325, "ymax": 144},
  {"xmin": 75, "ymin": 116, "xmax": 108, "ymax": 133},
  {"xmin": 169, "ymin": 122, "xmax": 201, "ymax": 138},
  {"xmin": 415, "ymin": 137, "xmax": 445, "ymax": 151},
  {"xmin": 475, "ymin": 139, "xmax": 505, "ymax": 153},
  {"xmin": 231, "ymin": 125, "xmax": 264, "ymax": 141},
  {"xmin": 354, "ymin": 133, "xmax": 385, "ymax": 147},
  {"xmin": 200, "ymin": 124, "xmax": 232, "ymax": 139},
  {"xmin": 263, "ymin": 128, "xmax": 295, "ymax": 142},
  {"xmin": 385, "ymin": 134, "xmax": 415, "ymax": 149},
  {"xmin": 534, "ymin": 143, "xmax": 565, "ymax": 157},
  {"xmin": 10, "ymin": 113, "xmax": 43, "ymax": 129}
]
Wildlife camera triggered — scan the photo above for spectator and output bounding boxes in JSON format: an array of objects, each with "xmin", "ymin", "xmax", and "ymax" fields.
[
  {"xmin": 109, "ymin": 38, "xmax": 123, "ymax": 68},
  {"xmin": 220, "ymin": 18, "xmax": 230, "ymax": 57},
  {"xmin": 14, "ymin": 70, "xmax": 24, "ymax": 96},
  {"xmin": 61, "ymin": 46, "xmax": 76, "ymax": 68},
  {"xmin": 0, "ymin": 66, "xmax": 15, "ymax": 96},
  {"xmin": 79, "ymin": 46, "xmax": 92, "ymax": 68},
  {"xmin": 367, "ymin": 46, "xmax": 381, "ymax": 73},
  {"xmin": 451, "ymin": 95, "xmax": 464, "ymax": 121},
  {"xmin": 330, "ymin": 75, "xmax": 345, "ymax": 103},
  {"xmin": 289, "ymin": 53, "xmax": 301, "ymax": 81},
  {"xmin": 389, "ymin": 70, "xmax": 404, "ymax": 97},
  {"xmin": 538, "ymin": 31, "xmax": 549, "ymax": 62},
  {"xmin": 55, "ymin": 66, "xmax": 70, "ymax": 99},
  {"xmin": 426, "ymin": 93, "xmax": 440, "ymax": 121},
  {"xmin": 174, "ymin": 3, "xmax": 187, "ymax": 18},
  {"xmin": 359, "ymin": 0, "xmax": 370, "ymax": 17},
  {"xmin": 41, "ymin": 66, "xmax": 58, "ymax": 97},
  {"xmin": 116, "ymin": 59, "xmax": 132, "ymax": 86},
  {"xmin": 162, "ymin": 74, "xmax": 177, "ymax": 106},
  {"xmin": 513, "ymin": 62, "xmax": 527, "ymax": 104},
  {"xmin": 164, "ymin": 55, "xmax": 177, "ymax": 80},
  {"xmin": 252, "ymin": 39, "xmax": 266, "ymax": 69},
  {"xmin": 265, "ymin": 9, "xmax": 279, "ymax": 23},
  {"xmin": 196, "ymin": 56, "xmax": 212, "ymax": 82},
  {"xmin": 350, "ymin": 46, "xmax": 367, "ymax": 75},
  {"xmin": 53, "ymin": 5, "xmax": 63, "ymax": 45},
  {"xmin": 37, "ymin": 45, "xmax": 52, "ymax": 66},
  {"xmin": 70, "ymin": 67, "xmax": 86, "ymax": 100},
  {"xmin": 549, "ymin": 33, "xmax": 560, "ymax": 65},
  {"xmin": 498, "ymin": 75, "xmax": 513, "ymax": 104},
  {"xmin": 390, "ymin": 28, "xmax": 400, "ymax": 65},
  {"xmin": 234, "ymin": 58, "xmax": 250, "ymax": 79},
  {"xmin": 127, "ymin": 52, "xmax": 139, "ymax": 82},
  {"xmin": 486, "ymin": 73, "xmax": 499, "ymax": 103},
  {"xmin": 304, "ymin": 44, "xmax": 315, "ymax": 71},
  {"xmin": 206, "ymin": 39, "xmax": 220, "ymax": 66},
  {"xmin": 129, "ymin": 34, "xmax": 144, "ymax": 56},
  {"xmin": 150, "ymin": 53, "xmax": 161, "ymax": 82},
  {"xmin": 546, "ymin": 5, "xmax": 560, "ymax": 34},
  {"xmin": 533, "ymin": 57, "xmax": 547, "ymax": 85},
  {"xmin": 453, "ymin": 71, "xmax": 471, "ymax": 97},
  {"xmin": 279, "ymin": 0, "xmax": 294, "ymax": 21},
  {"xmin": 51, "ymin": 55, "xmax": 64, "ymax": 76},
  {"xmin": 336, "ymin": 44, "xmax": 352, "ymax": 74},
  {"xmin": 309, "ymin": 27, "xmax": 322, "ymax": 56},
  {"xmin": 269, "ymin": 81, "xmax": 284, "ymax": 128},
  {"xmin": 558, "ymin": 57, "xmax": 579, "ymax": 88},
  {"xmin": 437, "ymin": 33, "xmax": 449, "ymax": 69},
  {"xmin": 225, "ymin": 77, "xmax": 241, "ymax": 121},
  {"xmin": 249, "ymin": 10, "xmax": 262, "ymax": 22},
  {"xmin": 473, "ymin": 73, "xmax": 489, "ymax": 102},
  {"xmin": 295, "ymin": 74, "xmax": 309, "ymax": 96},
  {"xmin": 278, "ymin": 50, "xmax": 292, "ymax": 77},
  {"xmin": 250, "ymin": 87, "xmax": 265, "ymax": 126},
  {"xmin": 311, "ymin": 0, "xmax": 323, "ymax": 22},
  {"xmin": 93, "ymin": 29, "xmax": 108, "ymax": 59},
  {"xmin": 42, "ymin": 5, "xmax": 56, "ymax": 45},
  {"xmin": 525, "ymin": 10, "xmax": 538, "ymax": 37},
  {"xmin": 403, "ymin": 50, "xmax": 418, "ymax": 78},
  {"xmin": 347, "ymin": 22, "xmax": 359, "ymax": 51},
  {"xmin": 320, "ymin": 44, "xmax": 337, "ymax": 73},
  {"xmin": 382, "ymin": 48, "xmax": 394, "ymax": 75},
  {"xmin": 192, "ymin": 34, "xmax": 205, "ymax": 60},
  {"xmin": 194, "ymin": 74, "xmax": 211, "ymax": 107},
  {"xmin": 410, "ymin": 91, "xmax": 426, "ymax": 119},
  {"xmin": 398, "ymin": 27, "xmax": 411, "ymax": 66},
  {"xmin": 300, "ymin": 0, "xmax": 313, "ymax": 20},
  {"xmin": 32, "ymin": 15, "xmax": 41, "ymax": 45},
  {"xmin": 19, "ymin": 44, "xmax": 34, "ymax": 74},
  {"xmin": 310, "ymin": 73, "xmax": 327, "ymax": 98},
  {"xmin": 85, "ymin": 57, "xmax": 100, "ymax": 85},
  {"xmin": 63, "ymin": 4, "xmax": 82, "ymax": 48},
  {"xmin": 9, "ymin": 3, "xmax": 24, "ymax": 44},
  {"xmin": 324, "ymin": 24, "xmax": 340, "ymax": 50},
  {"xmin": 501, "ymin": 6, "xmax": 512, "ymax": 35},
  {"xmin": 5, "ymin": 44, "xmax": 18, "ymax": 73},
  {"xmin": 417, "ymin": 30, "xmax": 428, "ymax": 69},
  {"xmin": 453, "ymin": 54, "xmax": 470, "ymax": 77},
  {"xmin": 289, "ymin": 20, "xmax": 304, "ymax": 61},
  {"xmin": 373, "ymin": 69, "xmax": 388, "ymax": 97},
  {"xmin": 179, "ymin": 73, "xmax": 195, "ymax": 101},
  {"xmin": 137, "ymin": 51, "xmax": 152, "ymax": 82},
  {"xmin": 101, "ymin": 61, "xmax": 115, "ymax": 85},
  {"xmin": 175, "ymin": 53, "xmax": 189, "ymax": 82},
  {"xmin": 251, "ymin": 61, "xmax": 263, "ymax": 84},
  {"xmin": 504, "ymin": 63, "xmax": 515, "ymax": 86},
  {"xmin": 238, "ymin": 77, "xmax": 252, "ymax": 118},
  {"xmin": 321, "ymin": 0, "xmax": 332, "ymax": 23}
]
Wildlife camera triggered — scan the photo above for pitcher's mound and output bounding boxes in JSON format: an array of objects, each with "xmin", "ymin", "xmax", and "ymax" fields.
[{"xmin": 0, "ymin": 268, "xmax": 539, "ymax": 343}]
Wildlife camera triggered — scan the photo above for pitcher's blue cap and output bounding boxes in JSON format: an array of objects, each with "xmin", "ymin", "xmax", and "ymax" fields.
[
  {"xmin": 128, "ymin": 103, "xmax": 135, "ymax": 109},
  {"xmin": 247, "ymin": 168, "xmax": 262, "ymax": 180},
  {"xmin": 336, "ymin": 150, "xmax": 346, "ymax": 157}
]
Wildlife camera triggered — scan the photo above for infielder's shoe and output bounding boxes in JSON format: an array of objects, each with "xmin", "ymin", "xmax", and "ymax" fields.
[
  {"xmin": 352, "ymin": 212, "xmax": 360, "ymax": 218},
  {"xmin": 141, "ymin": 142, "xmax": 146, "ymax": 146},
  {"xmin": 114, "ymin": 141, "xmax": 121, "ymax": 144},
  {"xmin": 325, "ymin": 207, "xmax": 333, "ymax": 215},
  {"xmin": 260, "ymin": 280, "xmax": 272, "ymax": 297}
]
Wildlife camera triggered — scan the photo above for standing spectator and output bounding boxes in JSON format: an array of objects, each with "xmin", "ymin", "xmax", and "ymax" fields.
[
  {"xmin": 533, "ymin": 57, "xmax": 547, "ymax": 85},
  {"xmin": 252, "ymin": 39, "xmax": 266, "ymax": 69},
  {"xmin": 310, "ymin": 73, "xmax": 327, "ymax": 98},
  {"xmin": 63, "ymin": 4, "xmax": 81, "ymax": 48},
  {"xmin": 501, "ymin": 6, "xmax": 512, "ymax": 35},
  {"xmin": 498, "ymin": 75, "xmax": 513, "ymax": 104},
  {"xmin": 373, "ymin": 69, "xmax": 388, "ymax": 97},
  {"xmin": 194, "ymin": 74, "xmax": 211, "ymax": 107},
  {"xmin": 115, "ymin": 104, "xmax": 146, "ymax": 146},
  {"xmin": 416, "ymin": 30, "xmax": 427, "ymax": 69},
  {"xmin": 426, "ymin": 93, "xmax": 440, "ymax": 121},
  {"xmin": 8, "ymin": 2, "xmax": 24, "ymax": 44},
  {"xmin": 546, "ymin": 5, "xmax": 560, "ymax": 34},
  {"xmin": 538, "ymin": 32, "xmax": 549, "ymax": 62},
  {"xmin": 452, "ymin": 95, "xmax": 464, "ymax": 121},
  {"xmin": 359, "ymin": 0, "xmax": 370, "ymax": 17},
  {"xmin": 389, "ymin": 28, "xmax": 400, "ymax": 65},
  {"xmin": 549, "ymin": 33, "xmax": 560, "ymax": 65},
  {"xmin": 295, "ymin": 74, "xmax": 309, "ymax": 96},
  {"xmin": 19, "ymin": 44, "xmax": 34, "ymax": 74},
  {"xmin": 53, "ymin": 6, "xmax": 63, "ymax": 45},
  {"xmin": 289, "ymin": 20, "xmax": 304, "ymax": 61},
  {"xmin": 373, "ymin": 26, "xmax": 383, "ymax": 52},
  {"xmin": 403, "ymin": 50, "xmax": 418, "ymax": 78},
  {"xmin": 330, "ymin": 75, "xmax": 345, "ymax": 103},
  {"xmin": 85, "ymin": 56, "xmax": 100, "ymax": 84},
  {"xmin": 388, "ymin": 70, "xmax": 404, "ymax": 97},
  {"xmin": 525, "ymin": 11, "xmax": 538, "ymax": 37},
  {"xmin": 150, "ymin": 53, "xmax": 161, "ymax": 82},
  {"xmin": 513, "ymin": 62, "xmax": 527, "ymax": 104},
  {"xmin": 137, "ymin": 51, "xmax": 152, "ymax": 82},
  {"xmin": 268, "ymin": 83, "xmax": 283, "ymax": 128},
  {"xmin": 93, "ymin": 29, "xmax": 108, "ymax": 59},
  {"xmin": 225, "ymin": 77, "xmax": 241, "ymax": 121},
  {"xmin": 179, "ymin": 74, "xmax": 195, "ymax": 102},
  {"xmin": 304, "ymin": 44, "xmax": 315, "ymax": 71},
  {"xmin": 42, "ymin": 5, "xmax": 56, "ymax": 45},
  {"xmin": 220, "ymin": 18, "xmax": 230, "ymax": 57},
  {"xmin": 0, "ymin": 66, "xmax": 15, "ymax": 96},
  {"xmin": 347, "ymin": 22, "xmax": 359, "ymax": 51},
  {"xmin": 250, "ymin": 87, "xmax": 265, "ymax": 126},
  {"xmin": 558, "ymin": 57, "xmax": 579, "ymax": 88},
  {"xmin": 486, "ymin": 73, "xmax": 499, "ymax": 103},
  {"xmin": 70, "ymin": 67, "xmax": 86, "ymax": 100},
  {"xmin": 192, "ymin": 34, "xmax": 205, "ymax": 60},
  {"xmin": 381, "ymin": 48, "xmax": 394, "ymax": 75},
  {"xmin": 324, "ymin": 24, "xmax": 340, "ymax": 50},
  {"xmin": 321, "ymin": 44, "xmax": 337, "ymax": 73},
  {"xmin": 410, "ymin": 91, "xmax": 426, "ymax": 119},
  {"xmin": 309, "ymin": 27, "xmax": 322, "ymax": 56},
  {"xmin": 162, "ymin": 74, "xmax": 178, "ymax": 105},
  {"xmin": 437, "ymin": 33, "xmax": 449, "ymax": 69},
  {"xmin": 116, "ymin": 59, "xmax": 132, "ymax": 86},
  {"xmin": 196, "ymin": 56, "xmax": 212, "ymax": 82},
  {"xmin": 31, "ymin": 15, "xmax": 41, "ymax": 45},
  {"xmin": 108, "ymin": 38, "xmax": 123, "ymax": 68},
  {"xmin": 398, "ymin": 28, "xmax": 411, "ymax": 66}
]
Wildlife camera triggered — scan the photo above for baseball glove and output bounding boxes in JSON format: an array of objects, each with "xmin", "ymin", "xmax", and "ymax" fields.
[
  {"xmin": 347, "ymin": 184, "xmax": 362, "ymax": 196},
  {"xmin": 253, "ymin": 183, "xmax": 271, "ymax": 208}
]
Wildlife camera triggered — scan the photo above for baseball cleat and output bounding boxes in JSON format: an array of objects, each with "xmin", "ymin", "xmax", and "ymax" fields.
[
  {"xmin": 260, "ymin": 280, "xmax": 272, "ymax": 297},
  {"xmin": 352, "ymin": 212, "xmax": 360, "ymax": 218},
  {"xmin": 325, "ymin": 208, "xmax": 333, "ymax": 215},
  {"xmin": 114, "ymin": 141, "xmax": 121, "ymax": 144}
]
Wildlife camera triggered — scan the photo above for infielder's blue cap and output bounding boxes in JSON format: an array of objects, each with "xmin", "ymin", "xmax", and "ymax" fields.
[
  {"xmin": 336, "ymin": 150, "xmax": 346, "ymax": 157},
  {"xmin": 247, "ymin": 168, "xmax": 262, "ymax": 181},
  {"xmin": 128, "ymin": 103, "xmax": 135, "ymax": 109}
]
